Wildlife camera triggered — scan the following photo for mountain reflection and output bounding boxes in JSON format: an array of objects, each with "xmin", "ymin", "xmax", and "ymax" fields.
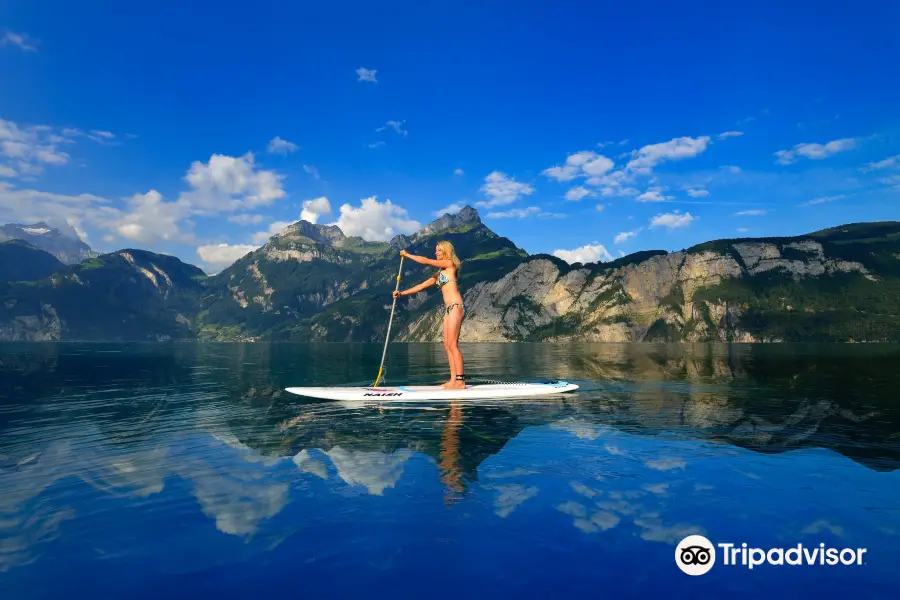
[{"xmin": 1, "ymin": 341, "xmax": 899, "ymax": 570}]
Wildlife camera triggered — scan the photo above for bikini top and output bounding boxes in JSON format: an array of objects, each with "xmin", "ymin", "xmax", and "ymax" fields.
[{"xmin": 436, "ymin": 270, "xmax": 457, "ymax": 288}]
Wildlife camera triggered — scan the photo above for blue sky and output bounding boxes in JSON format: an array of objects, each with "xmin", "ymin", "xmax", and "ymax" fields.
[{"xmin": 1, "ymin": 0, "xmax": 898, "ymax": 272}]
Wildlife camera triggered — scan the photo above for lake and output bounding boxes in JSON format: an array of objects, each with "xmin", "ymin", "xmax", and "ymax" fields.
[{"xmin": 1, "ymin": 342, "xmax": 899, "ymax": 598}]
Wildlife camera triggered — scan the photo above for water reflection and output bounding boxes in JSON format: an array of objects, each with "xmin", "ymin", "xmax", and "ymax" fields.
[{"xmin": 1, "ymin": 342, "xmax": 899, "ymax": 596}]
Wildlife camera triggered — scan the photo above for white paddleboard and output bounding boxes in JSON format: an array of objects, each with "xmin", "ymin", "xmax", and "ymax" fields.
[{"xmin": 285, "ymin": 380, "xmax": 579, "ymax": 401}]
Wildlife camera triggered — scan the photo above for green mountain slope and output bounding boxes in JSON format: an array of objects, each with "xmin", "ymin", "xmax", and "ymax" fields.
[
  {"xmin": 0, "ymin": 249, "xmax": 205, "ymax": 341},
  {"xmin": 197, "ymin": 206, "xmax": 526, "ymax": 341},
  {"xmin": 1, "ymin": 209, "xmax": 898, "ymax": 343},
  {"xmin": 0, "ymin": 240, "xmax": 65, "ymax": 283},
  {"xmin": 440, "ymin": 220, "xmax": 900, "ymax": 344}
]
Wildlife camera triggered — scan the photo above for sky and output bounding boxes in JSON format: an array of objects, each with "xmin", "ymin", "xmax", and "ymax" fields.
[{"xmin": 1, "ymin": 0, "xmax": 899, "ymax": 273}]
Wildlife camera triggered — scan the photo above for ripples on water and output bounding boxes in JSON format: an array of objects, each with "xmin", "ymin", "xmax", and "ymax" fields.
[{"xmin": 1, "ymin": 342, "xmax": 899, "ymax": 599}]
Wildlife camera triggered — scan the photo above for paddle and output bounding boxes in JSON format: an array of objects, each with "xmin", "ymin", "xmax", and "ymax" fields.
[{"xmin": 372, "ymin": 254, "xmax": 405, "ymax": 386}]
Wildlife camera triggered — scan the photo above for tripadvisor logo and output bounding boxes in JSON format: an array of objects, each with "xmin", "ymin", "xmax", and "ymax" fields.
[{"xmin": 675, "ymin": 535, "xmax": 867, "ymax": 576}]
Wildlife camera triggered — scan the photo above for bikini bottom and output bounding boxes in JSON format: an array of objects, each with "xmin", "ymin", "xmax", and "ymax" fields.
[{"xmin": 442, "ymin": 302, "xmax": 466, "ymax": 317}]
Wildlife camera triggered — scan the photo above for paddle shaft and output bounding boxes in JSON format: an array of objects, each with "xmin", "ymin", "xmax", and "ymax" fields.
[{"xmin": 373, "ymin": 255, "xmax": 405, "ymax": 386}]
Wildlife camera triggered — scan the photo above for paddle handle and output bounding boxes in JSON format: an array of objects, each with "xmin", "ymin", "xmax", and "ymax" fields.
[{"xmin": 373, "ymin": 255, "xmax": 405, "ymax": 386}]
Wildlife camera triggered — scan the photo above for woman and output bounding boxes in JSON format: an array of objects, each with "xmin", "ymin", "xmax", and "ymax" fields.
[{"xmin": 393, "ymin": 241, "xmax": 466, "ymax": 389}]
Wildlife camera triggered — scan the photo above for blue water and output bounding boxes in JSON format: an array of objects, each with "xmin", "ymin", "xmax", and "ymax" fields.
[{"xmin": 1, "ymin": 342, "xmax": 899, "ymax": 598}]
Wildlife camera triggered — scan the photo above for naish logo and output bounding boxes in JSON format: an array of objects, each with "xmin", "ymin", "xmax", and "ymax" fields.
[{"xmin": 364, "ymin": 392, "xmax": 403, "ymax": 397}]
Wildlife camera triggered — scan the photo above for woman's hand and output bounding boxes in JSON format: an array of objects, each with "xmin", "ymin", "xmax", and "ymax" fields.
[
  {"xmin": 399, "ymin": 249, "xmax": 409, "ymax": 258},
  {"xmin": 392, "ymin": 290, "xmax": 402, "ymax": 299}
]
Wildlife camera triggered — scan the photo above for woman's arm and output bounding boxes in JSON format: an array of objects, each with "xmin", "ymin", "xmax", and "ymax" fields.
[
  {"xmin": 396, "ymin": 274, "xmax": 437, "ymax": 297},
  {"xmin": 400, "ymin": 250, "xmax": 454, "ymax": 269}
]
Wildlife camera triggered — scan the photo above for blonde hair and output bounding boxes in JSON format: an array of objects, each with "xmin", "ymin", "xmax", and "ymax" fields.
[{"xmin": 437, "ymin": 240, "xmax": 462, "ymax": 272}]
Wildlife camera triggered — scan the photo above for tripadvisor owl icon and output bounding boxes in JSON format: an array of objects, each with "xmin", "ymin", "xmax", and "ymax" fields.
[{"xmin": 676, "ymin": 535, "xmax": 716, "ymax": 575}]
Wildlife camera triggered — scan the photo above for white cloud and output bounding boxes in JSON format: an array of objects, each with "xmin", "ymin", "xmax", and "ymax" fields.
[
  {"xmin": 650, "ymin": 211, "xmax": 694, "ymax": 230},
  {"xmin": 377, "ymin": 120, "xmax": 408, "ymax": 137},
  {"xmin": 88, "ymin": 130, "xmax": 116, "ymax": 142},
  {"xmin": 737, "ymin": 227, "xmax": 749, "ymax": 233},
  {"xmin": 645, "ymin": 456, "xmax": 687, "ymax": 471},
  {"xmin": 300, "ymin": 196, "xmax": 331, "ymax": 223},
  {"xmin": 196, "ymin": 243, "xmax": 258, "ymax": 271},
  {"xmin": 595, "ymin": 203, "xmax": 605, "ymax": 212},
  {"xmin": 565, "ymin": 186, "xmax": 593, "ymax": 201},
  {"xmin": 0, "ymin": 183, "xmax": 107, "ymax": 227},
  {"xmin": 180, "ymin": 153, "xmax": 286, "ymax": 211},
  {"xmin": 734, "ymin": 209, "xmax": 766, "ymax": 216},
  {"xmin": 228, "ymin": 213, "xmax": 265, "ymax": 225},
  {"xmin": 542, "ymin": 151, "xmax": 614, "ymax": 182},
  {"xmin": 476, "ymin": 171, "xmax": 535, "ymax": 207},
  {"xmin": 775, "ymin": 137, "xmax": 857, "ymax": 165},
  {"xmin": 303, "ymin": 164, "xmax": 321, "ymax": 180},
  {"xmin": 596, "ymin": 184, "xmax": 640, "ymax": 197},
  {"xmin": 1, "ymin": 31, "xmax": 37, "ymax": 52},
  {"xmin": 433, "ymin": 202, "xmax": 466, "ymax": 216},
  {"xmin": 861, "ymin": 154, "xmax": 900, "ymax": 172},
  {"xmin": 553, "ymin": 243, "xmax": 613, "ymax": 264},
  {"xmin": 486, "ymin": 207, "xmax": 540, "ymax": 219},
  {"xmin": 490, "ymin": 484, "xmax": 539, "ymax": 518},
  {"xmin": 356, "ymin": 67, "xmax": 377, "ymax": 83},
  {"xmin": 1, "ymin": 148, "xmax": 291, "ymax": 249},
  {"xmin": 614, "ymin": 230, "xmax": 638, "ymax": 244},
  {"xmin": 685, "ymin": 188, "xmax": 709, "ymax": 198},
  {"xmin": 367, "ymin": 141, "xmax": 386, "ymax": 149},
  {"xmin": 538, "ymin": 211, "xmax": 567, "ymax": 219},
  {"xmin": 583, "ymin": 156, "xmax": 615, "ymax": 176},
  {"xmin": 717, "ymin": 131, "xmax": 743, "ymax": 140},
  {"xmin": 626, "ymin": 136, "xmax": 711, "ymax": 171},
  {"xmin": 720, "ymin": 165, "xmax": 742, "ymax": 174},
  {"xmin": 588, "ymin": 168, "xmax": 638, "ymax": 195},
  {"xmin": 798, "ymin": 194, "xmax": 847, "ymax": 207},
  {"xmin": 109, "ymin": 190, "xmax": 194, "ymax": 244},
  {"xmin": 547, "ymin": 135, "xmax": 711, "ymax": 202},
  {"xmin": 267, "ymin": 136, "xmax": 300, "ymax": 155},
  {"xmin": 0, "ymin": 118, "xmax": 71, "ymax": 175},
  {"xmin": 250, "ymin": 221, "xmax": 292, "ymax": 244},
  {"xmin": 454, "ymin": 168, "xmax": 464, "ymax": 176},
  {"xmin": 0, "ymin": 165, "xmax": 16, "ymax": 178},
  {"xmin": 636, "ymin": 187, "xmax": 672, "ymax": 202},
  {"xmin": 542, "ymin": 164, "xmax": 579, "ymax": 182},
  {"xmin": 330, "ymin": 196, "xmax": 420, "ymax": 241}
]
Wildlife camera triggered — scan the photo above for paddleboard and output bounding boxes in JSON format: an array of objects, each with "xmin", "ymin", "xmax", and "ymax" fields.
[{"xmin": 285, "ymin": 380, "xmax": 579, "ymax": 401}]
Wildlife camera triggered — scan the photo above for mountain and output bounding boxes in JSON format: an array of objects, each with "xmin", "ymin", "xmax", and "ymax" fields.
[
  {"xmin": 1, "ymin": 206, "xmax": 899, "ymax": 342},
  {"xmin": 0, "ymin": 240, "xmax": 65, "ymax": 283},
  {"xmin": 0, "ymin": 249, "xmax": 206, "ymax": 341},
  {"xmin": 0, "ymin": 222, "xmax": 98, "ymax": 265},
  {"xmin": 196, "ymin": 205, "xmax": 525, "ymax": 341},
  {"xmin": 409, "ymin": 220, "xmax": 900, "ymax": 343}
]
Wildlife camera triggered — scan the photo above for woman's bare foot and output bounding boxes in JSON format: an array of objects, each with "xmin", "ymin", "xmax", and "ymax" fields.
[
  {"xmin": 440, "ymin": 380, "xmax": 455, "ymax": 388},
  {"xmin": 445, "ymin": 379, "xmax": 466, "ymax": 390}
]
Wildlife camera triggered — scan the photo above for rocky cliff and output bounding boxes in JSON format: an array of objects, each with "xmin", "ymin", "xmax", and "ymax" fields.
[
  {"xmin": 1, "ymin": 208, "xmax": 898, "ymax": 342},
  {"xmin": 398, "ymin": 219, "xmax": 900, "ymax": 343},
  {"xmin": 0, "ymin": 249, "xmax": 205, "ymax": 341},
  {"xmin": 0, "ymin": 222, "xmax": 97, "ymax": 265},
  {"xmin": 196, "ymin": 206, "xmax": 525, "ymax": 341}
]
